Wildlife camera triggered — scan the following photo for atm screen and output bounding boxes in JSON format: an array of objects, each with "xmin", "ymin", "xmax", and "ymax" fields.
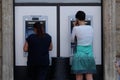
[
  {"xmin": 85, "ymin": 20, "xmax": 91, "ymax": 25},
  {"xmin": 25, "ymin": 21, "xmax": 46, "ymax": 38}
]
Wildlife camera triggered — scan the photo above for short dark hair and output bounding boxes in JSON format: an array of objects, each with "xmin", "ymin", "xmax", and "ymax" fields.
[{"xmin": 75, "ymin": 11, "xmax": 86, "ymax": 20}]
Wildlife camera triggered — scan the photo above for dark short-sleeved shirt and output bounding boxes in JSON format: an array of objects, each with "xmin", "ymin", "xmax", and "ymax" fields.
[{"xmin": 26, "ymin": 33, "xmax": 52, "ymax": 66}]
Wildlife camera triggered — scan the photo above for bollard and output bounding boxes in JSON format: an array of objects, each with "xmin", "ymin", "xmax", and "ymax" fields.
[{"xmin": 51, "ymin": 57, "xmax": 70, "ymax": 80}]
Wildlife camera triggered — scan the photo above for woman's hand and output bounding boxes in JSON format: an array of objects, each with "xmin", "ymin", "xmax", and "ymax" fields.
[
  {"xmin": 49, "ymin": 42, "xmax": 53, "ymax": 51},
  {"xmin": 23, "ymin": 41, "xmax": 28, "ymax": 52},
  {"xmin": 73, "ymin": 20, "xmax": 79, "ymax": 26}
]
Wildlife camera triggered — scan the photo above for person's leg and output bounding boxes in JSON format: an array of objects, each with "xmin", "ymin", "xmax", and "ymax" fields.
[
  {"xmin": 37, "ymin": 66, "xmax": 49, "ymax": 80},
  {"xmin": 85, "ymin": 74, "xmax": 93, "ymax": 80},
  {"xmin": 76, "ymin": 74, "xmax": 83, "ymax": 80},
  {"xmin": 27, "ymin": 66, "xmax": 37, "ymax": 80}
]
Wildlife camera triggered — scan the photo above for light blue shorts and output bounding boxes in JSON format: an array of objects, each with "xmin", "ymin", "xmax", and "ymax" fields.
[{"xmin": 71, "ymin": 45, "xmax": 96, "ymax": 74}]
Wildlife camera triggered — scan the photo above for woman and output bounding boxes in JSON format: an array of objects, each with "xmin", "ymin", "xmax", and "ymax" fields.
[
  {"xmin": 23, "ymin": 22, "xmax": 53, "ymax": 80},
  {"xmin": 71, "ymin": 11, "xmax": 96, "ymax": 80}
]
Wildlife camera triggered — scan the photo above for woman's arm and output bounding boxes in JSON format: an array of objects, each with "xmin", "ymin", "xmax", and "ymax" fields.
[
  {"xmin": 23, "ymin": 41, "xmax": 28, "ymax": 52},
  {"xmin": 71, "ymin": 27, "xmax": 76, "ymax": 42},
  {"xmin": 49, "ymin": 42, "xmax": 53, "ymax": 51}
]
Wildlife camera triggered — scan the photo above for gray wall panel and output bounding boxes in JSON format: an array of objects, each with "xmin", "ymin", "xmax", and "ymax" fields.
[{"xmin": 15, "ymin": 0, "xmax": 101, "ymax": 3}]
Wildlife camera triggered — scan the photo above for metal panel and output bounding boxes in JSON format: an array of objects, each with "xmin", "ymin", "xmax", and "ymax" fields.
[
  {"xmin": 15, "ymin": 6, "xmax": 57, "ymax": 66},
  {"xmin": 15, "ymin": 0, "xmax": 101, "ymax": 3},
  {"xmin": 60, "ymin": 6, "xmax": 102, "ymax": 65}
]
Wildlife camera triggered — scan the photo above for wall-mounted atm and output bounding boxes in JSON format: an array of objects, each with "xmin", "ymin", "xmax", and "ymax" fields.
[
  {"xmin": 25, "ymin": 21, "xmax": 46, "ymax": 38},
  {"xmin": 60, "ymin": 6, "xmax": 101, "ymax": 65},
  {"xmin": 23, "ymin": 15, "xmax": 48, "ymax": 57},
  {"xmin": 15, "ymin": 6, "xmax": 57, "ymax": 66},
  {"xmin": 69, "ymin": 15, "xmax": 93, "ymax": 32}
]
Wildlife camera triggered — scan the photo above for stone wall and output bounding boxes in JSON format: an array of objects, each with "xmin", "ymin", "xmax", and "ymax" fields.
[
  {"xmin": 116, "ymin": 1, "xmax": 120, "ymax": 55},
  {"xmin": 0, "ymin": 0, "xmax": 2, "ymax": 79},
  {"xmin": 2, "ymin": 0, "xmax": 14, "ymax": 80},
  {"xmin": 103, "ymin": 0, "xmax": 117, "ymax": 80}
]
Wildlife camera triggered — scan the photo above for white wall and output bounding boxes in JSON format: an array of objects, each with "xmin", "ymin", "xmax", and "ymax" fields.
[
  {"xmin": 15, "ymin": 6, "xmax": 102, "ymax": 66},
  {"xmin": 60, "ymin": 6, "xmax": 101, "ymax": 65},
  {"xmin": 15, "ymin": 0, "xmax": 101, "ymax": 3},
  {"xmin": 15, "ymin": 6, "xmax": 57, "ymax": 66}
]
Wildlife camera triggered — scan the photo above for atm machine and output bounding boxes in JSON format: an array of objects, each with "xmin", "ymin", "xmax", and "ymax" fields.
[{"xmin": 23, "ymin": 15, "xmax": 48, "ymax": 57}]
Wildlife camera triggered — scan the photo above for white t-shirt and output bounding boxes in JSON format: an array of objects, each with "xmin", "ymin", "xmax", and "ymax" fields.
[{"xmin": 71, "ymin": 25, "xmax": 93, "ymax": 46}]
